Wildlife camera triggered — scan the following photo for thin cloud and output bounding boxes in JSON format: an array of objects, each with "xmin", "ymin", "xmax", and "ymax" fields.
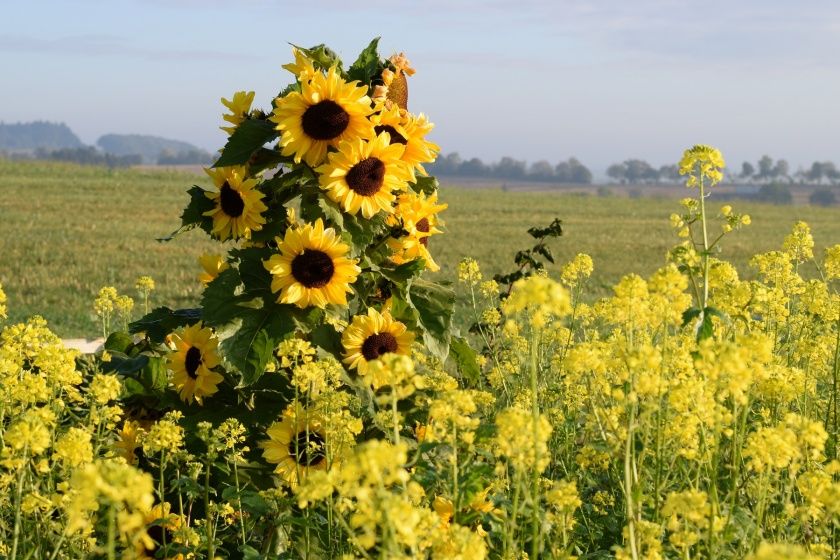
[{"xmin": 0, "ymin": 34, "xmax": 256, "ymax": 62}]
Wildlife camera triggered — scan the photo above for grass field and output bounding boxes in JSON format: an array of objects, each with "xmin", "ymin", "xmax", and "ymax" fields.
[{"xmin": 2, "ymin": 159, "xmax": 839, "ymax": 337}]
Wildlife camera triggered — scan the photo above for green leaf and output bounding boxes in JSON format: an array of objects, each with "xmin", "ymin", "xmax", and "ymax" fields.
[
  {"xmin": 310, "ymin": 323, "xmax": 343, "ymax": 358},
  {"xmin": 681, "ymin": 307, "xmax": 702, "ymax": 328},
  {"xmin": 410, "ymin": 175, "xmax": 439, "ymax": 195},
  {"xmin": 200, "ymin": 268, "xmax": 245, "ymax": 328},
  {"xmin": 158, "ymin": 185, "xmax": 215, "ymax": 241},
  {"xmin": 247, "ymin": 147, "xmax": 292, "ymax": 175},
  {"xmin": 139, "ymin": 356, "xmax": 168, "ymax": 392},
  {"xmin": 103, "ymin": 354, "xmax": 149, "ymax": 376},
  {"xmin": 449, "ymin": 336, "xmax": 481, "ymax": 386},
  {"xmin": 129, "ymin": 307, "xmax": 202, "ymax": 344},
  {"xmin": 347, "ymin": 37, "xmax": 381, "ymax": 84},
  {"xmin": 379, "ymin": 259, "xmax": 426, "ymax": 285},
  {"xmin": 104, "ymin": 331, "xmax": 134, "ymax": 354},
  {"xmin": 317, "ymin": 195, "xmax": 345, "ymax": 230},
  {"xmin": 407, "ymin": 278, "xmax": 455, "ymax": 360},
  {"xmin": 294, "ymin": 43, "xmax": 343, "ymax": 71},
  {"xmin": 213, "ymin": 119, "xmax": 278, "ymax": 168},
  {"xmin": 220, "ymin": 306, "xmax": 295, "ymax": 387},
  {"xmin": 696, "ymin": 309, "xmax": 715, "ymax": 342}
]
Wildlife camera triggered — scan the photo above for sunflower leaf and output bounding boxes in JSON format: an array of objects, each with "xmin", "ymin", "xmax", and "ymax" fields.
[
  {"xmin": 159, "ymin": 185, "xmax": 214, "ymax": 242},
  {"xmin": 347, "ymin": 37, "xmax": 381, "ymax": 84},
  {"xmin": 129, "ymin": 307, "xmax": 202, "ymax": 344},
  {"xmin": 294, "ymin": 43, "xmax": 344, "ymax": 72},
  {"xmin": 406, "ymin": 278, "xmax": 455, "ymax": 361},
  {"xmin": 449, "ymin": 335, "xmax": 481, "ymax": 386},
  {"xmin": 221, "ymin": 305, "xmax": 295, "ymax": 387},
  {"xmin": 214, "ymin": 119, "xmax": 278, "ymax": 168},
  {"xmin": 410, "ymin": 175, "xmax": 439, "ymax": 195},
  {"xmin": 200, "ymin": 268, "xmax": 246, "ymax": 328}
]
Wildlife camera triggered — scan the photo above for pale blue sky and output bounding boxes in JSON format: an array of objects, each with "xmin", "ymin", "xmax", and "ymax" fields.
[{"xmin": 3, "ymin": 0, "xmax": 840, "ymax": 171}]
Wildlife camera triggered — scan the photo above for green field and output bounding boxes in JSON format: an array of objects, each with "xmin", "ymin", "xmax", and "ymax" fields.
[{"xmin": 2, "ymin": 159, "xmax": 839, "ymax": 338}]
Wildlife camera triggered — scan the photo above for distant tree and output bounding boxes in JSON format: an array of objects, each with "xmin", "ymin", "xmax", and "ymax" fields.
[
  {"xmin": 157, "ymin": 149, "xmax": 213, "ymax": 165},
  {"xmin": 658, "ymin": 164, "xmax": 680, "ymax": 183},
  {"xmin": 757, "ymin": 155, "xmax": 774, "ymax": 182},
  {"xmin": 806, "ymin": 161, "xmax": 825, "ymax": 184},
  {"xmin": 809, "ymin": 189, "xmax": 837, "ymax": 207},
  {"xmin": 740, "ymin": 161, "xmax": 755, "ymax": 181},
  {"xmin": 773, "ymin": 159, "xmax": 790, "ymax": 181},
  {"xmin": 824, "ymin": 162, "xmax": 840, "ymax": 184},
  {"xmin": 757, "ymin": 182, "xmax": 792, "ymax": 205},
  {"xmin": 35, "ymin": 146, "xmax": 141, "ymax": 167},
  {"xmin": 607, "ymin": 163, "xmax": 627, "ymax": 184},
  {"xmin": 459, "ymin": 157, "xmax": 488, "ymax": 177},
  {"xmin": 495, "ymin": 157, "xmax": 526, "ymax": 179},
  {"xmin": 568, "ymin": 158, "xmax": 592, "ymax": 184},
  {"xmin": 623, "ymin": 159, "xmax": 657, "ymax": 184},
  {"xmin": 528, "ymin": 160, "xmax": 554, "ymax": 181}
]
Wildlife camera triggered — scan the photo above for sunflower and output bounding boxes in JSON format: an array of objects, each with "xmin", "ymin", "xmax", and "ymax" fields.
[
  {"xmin": 197, "ymin": 253, "xmax": 230, "ymax": 285},
  {"xmin": 316, "ymin": 133, "xmax": 413, "ymax": 219},
  {"xmin": 263, "ymin": 218, "xmax": 360, "ymax": 309},
  {"xmin": 282, "ymin": 47, "xmax": 317, "ymax": 82},
  {"xmin": 386, "ymin": 191, "xmax": 448, "ymax": 272},
  {"xmin": 342, "ymin": 308, "xmax": 414, "ymax": 374},
  {"xmin": 261, "ymin": 405, "xmax": 329, "ymax": 487},
  {"xmin": 220, "ymin": 90, "xmax": 255, "ymax": 135},
  {"xmin": 271, "ymin": 67, "xmax": 374, "ymax": 167},
  {"xmin": 166, "ymin": 322, "xmax": 224, "ymax": 405},
  {"xmin": 135, "ymin": 502, "xmax": 184, "ymax": 560},
  {"xmin": 370, "ymin": 104, "xmax": 439, "ymax": 176},
  {"xmin": 114, "ymin": 420, "xmax": 144, "ymax": 465},
  {"xmin": 202, "ymin": 166, "xmax": 267, "ymax": 241}
]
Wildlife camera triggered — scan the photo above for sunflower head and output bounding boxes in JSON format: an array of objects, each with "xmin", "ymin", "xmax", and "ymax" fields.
[
  {"xmin": 166, "ymin": 322, "xmax": 224, "ymax": 405},
  {"xmin": 202, "ymin": 166, "xmax": 268, "ymax": 241},
  {"xmin": 136, "ymin": 502, "xmax": 184, "ymax": 560},
  {"xmin": 261, "ymin": 406, "xmax": 330, "ymax": 487},
  {"xmin": 282, "ymin": 47, "xmax": 317, "ymax": 82},
  {"xmin": 317, "ymin": 133, "xmax": 413, "ymax": 219},
  {"xmin": 197, "ymin": 253, "xmax": 230, "ymax": 285},
  {"xmin": 386, "ymin": 191, "xmax": 447, "ymax": 271},
  {"xmin": 220, "ymin": 91, "xmax": 255, "ymax": 135},
  {"xmin": 263, "ymin": 218, "xmax": 361, "ymax": 309},
  {"xmin": 271, "ymin": 67, "xmax": 374, "ymax": 167},
  {"xmin": 342, "ymin": 307, "xmax": 414, "ymax": 374}
]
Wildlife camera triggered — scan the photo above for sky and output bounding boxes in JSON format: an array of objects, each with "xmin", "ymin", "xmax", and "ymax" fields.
[{"xmin": 3, "ymin": 0, "xmax": 840, "ymax": 173}]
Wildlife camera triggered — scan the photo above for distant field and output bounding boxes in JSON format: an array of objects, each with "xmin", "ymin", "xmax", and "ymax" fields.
[{"xmin": 2, "ymin": 160, "xmax": 839, "ymax": 338}]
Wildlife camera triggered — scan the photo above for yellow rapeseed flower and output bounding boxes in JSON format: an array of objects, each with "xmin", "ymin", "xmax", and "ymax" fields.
[{"xmin": 678, "ymin": 144, "xmax": 725, "ymax": 187}]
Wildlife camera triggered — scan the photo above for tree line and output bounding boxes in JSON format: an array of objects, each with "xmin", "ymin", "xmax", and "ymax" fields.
[{"xmin": 426, "ymin": 153, "xmax": 593, "ymax": 184}]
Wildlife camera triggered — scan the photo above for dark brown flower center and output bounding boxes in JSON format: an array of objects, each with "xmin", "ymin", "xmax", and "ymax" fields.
[
  {"xmin": 374, "ymin": 124, "xmax": 407, "ymax": 145},
  {"xmin": 302, "ymin": 100, "xmax": 350, "ymax": 140},
  {"xmin": 416, "ymin": 218, "xmax": 430, "ymax": 247},
  {"xmin": 346, "ymin": 158, "xmax": 386, "ymax": 197},
  {"xmin": 293, "ymin": 431, "xmax": 326, "ymax": 466},
  {"xmin": 185, "ymin": 346, "xmax": 202, "ymax": 379},
  {"xmin": 144, "ymin": 523, "xmax": 172, "ymax": 555},
  {"xmin": 219, "ymin": 181, "xmax": 245, "ymax": 218},
  {"xmin": 291, "ymin": 249, "xmax": 335, "ymax": 288},
  {"xmin": 361, "ymin": 332, "xmax": 398, "ymax": 360}
]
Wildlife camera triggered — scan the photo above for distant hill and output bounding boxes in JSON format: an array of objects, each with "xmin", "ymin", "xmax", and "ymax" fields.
[
  {"xmin": 0, "ymin": 121, "xmax": 85, "ymax": 151},
  {"xmin": 97, "ymin": 134, "xmax": 209, "ymax": 164}
]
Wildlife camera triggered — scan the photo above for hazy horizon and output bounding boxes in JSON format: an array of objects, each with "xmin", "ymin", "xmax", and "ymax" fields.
[{"xmin": 4, "ymin": 0, "xmax": 840, "ymax": 172}]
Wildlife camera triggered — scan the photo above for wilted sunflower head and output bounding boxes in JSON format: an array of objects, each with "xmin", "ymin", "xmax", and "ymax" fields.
[{"xmin": 263, "ymin": 218, "xmax": 361, "ymax": 309}]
